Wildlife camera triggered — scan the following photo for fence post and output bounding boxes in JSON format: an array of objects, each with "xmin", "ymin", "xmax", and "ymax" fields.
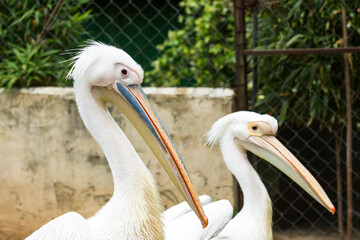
[
  {"xmin": 234, "ymin": 0, "xmax": 248, "ymax": 111},
  {"xmin": 250, "ymin": 5, "xmax": 259, "ymax": 170},
  {"xmin": 251, "ymin": 6, "xmax": 258, "ymax": 111},
  {"xmin": 234, "ymin": 0, "xmax": 248, "ymax": 211},
  {"xmin": 341, "ymin": 1, "xmax": 353, "ymax": 239}
]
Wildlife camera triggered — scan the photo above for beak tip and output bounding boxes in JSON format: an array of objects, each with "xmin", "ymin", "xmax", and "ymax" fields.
[
  {"xmin": 202, "ymin": 217, "xmax": 209, "ymax": 229},
  {"xmin": 331, "ymin": 206, "xmax": 336, "ymax": 215}
]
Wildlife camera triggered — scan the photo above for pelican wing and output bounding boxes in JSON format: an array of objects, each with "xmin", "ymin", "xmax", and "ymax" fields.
[
  {"xmin": 162, "ymin": 195, "xmax": 212, "ymax": 223},
  {"xmin": 164, "ymin": 198, "xmax": 233, "ymax": 240},
  {"xmin": 25, "ymin": 212, "xmax": 89, "ymax": 240}
]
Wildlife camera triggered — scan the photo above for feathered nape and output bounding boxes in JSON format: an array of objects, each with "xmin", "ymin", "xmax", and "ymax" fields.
[
  {"xmin": 206, "ymin": 112, "xmax": 238, "ymax": 149},
  {"xmin": 66, "ymin": 41, "xmax": 107, "ymax": 80}
]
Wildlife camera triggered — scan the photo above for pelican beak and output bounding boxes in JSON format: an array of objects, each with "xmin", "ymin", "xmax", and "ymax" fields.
[
  {"xmin": 237, "ymin": 134, "xmax": 335, "ymax": 214},
  {"xmin": 93, "ymin": 83, "xmax": 208, "ymax": 228}
]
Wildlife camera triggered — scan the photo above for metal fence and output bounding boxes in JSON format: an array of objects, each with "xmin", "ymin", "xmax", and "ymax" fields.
[
  {"xmin": 80, "ymin": 0, "xmax": 182, "ymax": 71},
  {"xmin": 2, "ymin": 0, "xmax": 360, "ymax": 238},
  {"xmin": 242, "ymin": 1, "xmax": 360, "ymax": 239}
]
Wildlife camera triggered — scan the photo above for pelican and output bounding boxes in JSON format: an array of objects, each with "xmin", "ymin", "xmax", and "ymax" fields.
[
  {"xmin": 26, "ymin": 41, "xmax": 208, "ymax": 240},
  {"xmin": 164, "ymin": 111, "xmax": 335, "ymax": 240}
]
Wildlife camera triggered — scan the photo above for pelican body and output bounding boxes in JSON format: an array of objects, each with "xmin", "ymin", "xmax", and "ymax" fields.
[
  {"xmin": 207, "ymin": 111, "xmax": 335, "ymax": 239},
  {"xmin": 164, "ymin": 111, "xmax": 335, "ymax": 240},
  {"xmin": 26, "ymin": 42, "xmax": 207, "ymax": 240}
]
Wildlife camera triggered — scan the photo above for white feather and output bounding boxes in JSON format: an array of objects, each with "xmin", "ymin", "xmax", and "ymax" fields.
[
  {"xmin": 165, "ymin": 112, "xmax": 278, "ymax": 240},
  {"xmin": 163, "ymin": 196, "xmax": 233, "ymax": 240},
  {"xmin": 208, "ymin": 112, "xmax": 275, "ymax": 239},
  {"xmin": 66, "ymin": 41, "xmax": 144, "ymax": 83},
  {"xmin": 26, "ymin": 42, "xmax": 163, "ymax": 240},
  {"xmin": 26, "ymin": 212, "xmax": 89, "ymax": 240},
  {"xmin": 162, "ymin": 195, "xmax": 212, "ymax": 223}
]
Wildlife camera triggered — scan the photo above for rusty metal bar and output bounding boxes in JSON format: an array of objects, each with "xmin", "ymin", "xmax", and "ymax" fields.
[
  {"xmin": 234, "ymin": 0, "xmax": 247, "ymax": 212},
  {"xmin": 243, "ymin": 47, "xmax": 360, "ymax": 55},
  {"xmin": 251, "ymin": 6, "xmax": 258, "ymax": 111},
  {"xmin": 251, "ymin": 6, "xmax": 259, "ymax": 170},
  {"xmin": 335, "ymin": 128, "xmax": 344, "ymax": 240},
  {"xmin": 234, "ymin": 0, "xmax": 248, "ymax": 111},
  {"xmin": 341, "ymin": 1, "xmax": 353, "ymax": 239}
]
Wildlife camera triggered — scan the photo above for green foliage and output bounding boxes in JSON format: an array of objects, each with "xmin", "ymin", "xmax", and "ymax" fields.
[
  {"xmin": 149, "ymin": 0, "xmax": 360, "ymax": 127},
  {"xmin": 253, "ymin": 0, "xmax": 360, "ymax": 126},
  {"xmin": 145, "ymin": 0, "xmax": 235, "ymax": 87},
  {"xmin": 0, "ymin": 0, "xmax": 91, "ymax": 91}
]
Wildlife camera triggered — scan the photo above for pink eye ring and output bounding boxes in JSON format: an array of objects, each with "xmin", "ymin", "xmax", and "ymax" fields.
[{"xmin": 121, "ymin": 69, "xmax": 128, "ymax": 76}]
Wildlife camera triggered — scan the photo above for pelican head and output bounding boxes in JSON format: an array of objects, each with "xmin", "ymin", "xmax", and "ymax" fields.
[
  {"xmin": 67, "ymin": 41, "xmax": 208, "ymax": 228},
  {"xmin": 207, "ymin": 111, "xmax": 335, "ymax": 214}
]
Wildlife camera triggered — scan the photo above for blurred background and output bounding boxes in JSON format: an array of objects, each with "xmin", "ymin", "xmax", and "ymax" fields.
[{"xmin": 1, "ymin": 0, "xmax": 359, "ymax": 239}]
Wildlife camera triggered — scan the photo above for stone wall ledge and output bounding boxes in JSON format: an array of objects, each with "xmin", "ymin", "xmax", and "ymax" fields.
[
  {"xmin": 1, "ymin": 87, "xmax": 234, "ymax": 99},
  {"xmin": 0, "ymin": 86, "xmax": 235, "ymax": 239}
]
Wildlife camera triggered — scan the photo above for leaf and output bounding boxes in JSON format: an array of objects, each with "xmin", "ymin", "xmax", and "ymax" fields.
[
  {"xmin": 285, "ymin": 34, "xmax": 304, "ymax": 48},
  {"xmin": 0, "ymin": 0, "xmax": 92, "ymax": 89},
  {"xmin": 335, "ymin": 38, "xmax": 343, "ymax": 46},
  {"xmin": 279, "ymin": 100, "xmax": 289, "ymax": 126},
  {"xmin": 13, "ymin": 48, "xmax": 26, "ymax": 64},
  {"xmin": 8, "ymin": 10, "xmax": 34, "ymax": 28}
]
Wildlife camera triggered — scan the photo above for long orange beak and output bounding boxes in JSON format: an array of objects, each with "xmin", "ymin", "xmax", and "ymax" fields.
[
  {"xmin": 93, "ymin": 83, "xmax": 208, "ymax": 228},
  {"xmin": 237, "ymin": 135, "xmax": 335, "ymax": 214}
]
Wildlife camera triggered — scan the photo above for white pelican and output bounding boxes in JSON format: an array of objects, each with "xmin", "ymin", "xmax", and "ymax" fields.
[
  {"xmin": 26, "ymin": 41, "xmax": 208, "ymax": 240},
  {"xmin": 164, "ymin": 111, "xmax": 335, "ymax": 240}
]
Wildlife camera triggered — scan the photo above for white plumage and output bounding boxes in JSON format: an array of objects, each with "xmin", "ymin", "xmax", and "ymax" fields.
[
  {"xmin": 163, "ymin": 196, "xmax": 233, "ymax": 240},
  {"xmin": 26, "ymin": 42, "xmax": 207, "ymax": 240},
  {"xmin": 206, "ymin": 111, "xmax": 275, "ymax": 239},
  {"xmin": 164, "ymin": 111, "xmax": 335, "ymax": 240}
]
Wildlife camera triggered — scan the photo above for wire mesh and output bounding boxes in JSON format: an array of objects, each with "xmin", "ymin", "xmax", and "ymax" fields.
[
  {"xmin": 81, "ymin": 0, "xmax": 182, "ymax": 71},
  {"xmin": 1, "ymin": 0, "xmax": 359, "ymax": 238},
  {"xmin": 247, "ymin": 1, "xmax": 360, "ymax": 238}
]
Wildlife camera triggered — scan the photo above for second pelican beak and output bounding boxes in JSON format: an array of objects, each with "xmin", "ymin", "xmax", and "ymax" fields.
[
  {"xmin": 93, "ymin": 83, "xmax": 208, "ymax": 228},
  {"xmin": 237, "ymin": 134, "xmax": 335, "ymax": 214}
]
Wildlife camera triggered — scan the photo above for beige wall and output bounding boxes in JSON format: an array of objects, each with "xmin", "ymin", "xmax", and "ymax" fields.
[{"xmin": 0, "ymin": 87, "xmax": 234, "ymax": 239}]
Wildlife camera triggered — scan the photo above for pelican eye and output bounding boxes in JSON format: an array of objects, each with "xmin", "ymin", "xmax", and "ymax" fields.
[
  {"xmin": 121, "ymin": 69, "xmax": 128, "ymax": 76},
  {"xmin": 252, "ymin": 126, "xmax": 258, "ymax": 131}
]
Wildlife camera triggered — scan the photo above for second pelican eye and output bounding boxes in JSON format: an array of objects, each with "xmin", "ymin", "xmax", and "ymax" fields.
[
  {"xmin": 252, "ymin": 126, "xmax": 258, "ymax": 131},
  {"xmin": 121, "ymin": 69, "xmax": 128, "ymax": 76}
]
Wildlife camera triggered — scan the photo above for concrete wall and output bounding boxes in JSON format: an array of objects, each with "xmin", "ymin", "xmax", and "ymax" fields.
[{"xmin": 0, "ymin": 87, "xmax": 234, "ymax": 239}]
